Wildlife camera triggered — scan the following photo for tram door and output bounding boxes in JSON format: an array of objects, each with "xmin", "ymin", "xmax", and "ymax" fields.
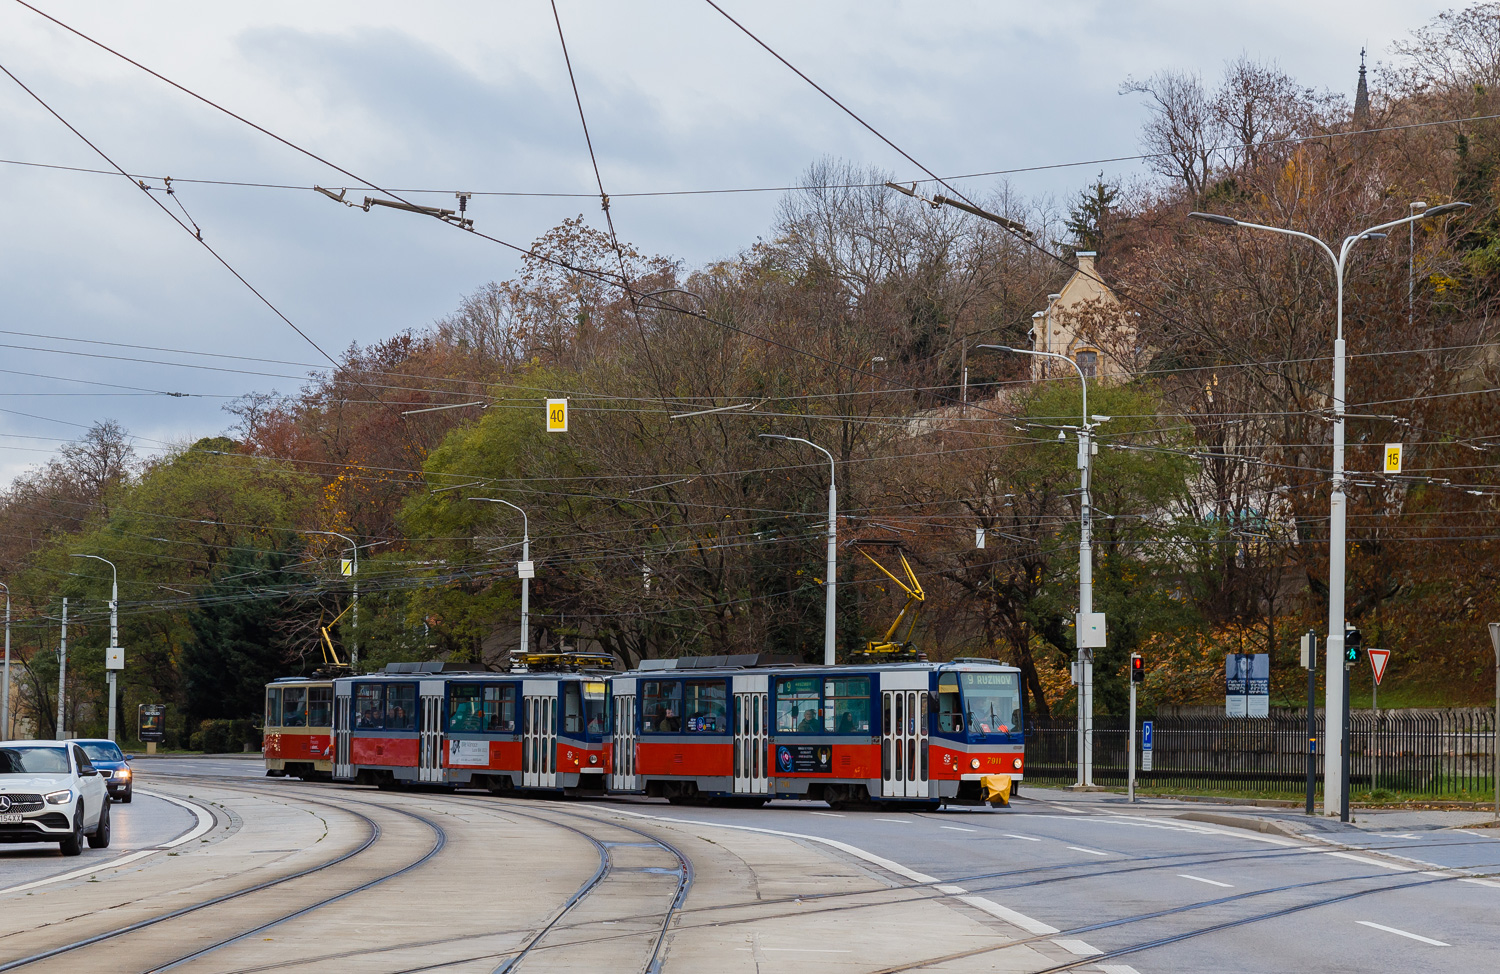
[
  {"xmin": 418, "ymin": 680, "xmax": 444, "ymax": 784},
  {"xmin": 880, "ymin": 672, "xmax": 930, "ymax": 798},
  {"xmin": 522, "ymin": 680, "xmax": 557, "ymax": 788},
  {"xmin": 732, "ymin": 674, "xmax": 769, "ymax": 795},
  {"xmin": 609, "ymin": 678, "xmax": 638, "ymax": 792},
  {"xmin": 334, "ymin": 683, "xmax": 353, "ymax": 779}
]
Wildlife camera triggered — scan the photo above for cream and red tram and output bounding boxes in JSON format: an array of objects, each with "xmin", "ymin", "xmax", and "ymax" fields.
[{"xmin": 263, "ymin": 677, "xmax": 335, "ymax": 780}]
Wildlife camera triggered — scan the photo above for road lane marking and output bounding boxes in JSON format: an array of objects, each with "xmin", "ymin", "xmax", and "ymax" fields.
[
  {"xmin": 605, "ymin": 807, "xmax": 1061, "ymax": 936},
  {"xmin": 1179, "ymin": 874, "xmax": 1233, "ymax": 888},
  {"xmin": 1356, "ymin": 921, "xmax": 1448, "ymax": 946},
  {"xmin": 958, "ymin": 895, "xmax": 1060, "ymax": 934},
  {"xmin": 1068, "ymin": 845, "xmax": 1109, "ymax": 856},
  {"xmin": 1460, "ymin": 877, "xmax": 1500, "ymax": 888},
  {"xmin": 1326, "ymin": 851, "xmax": 1416, "ymax": 872},
  {"xmin": 940, "ymin": 826, "xmax": 976, "ymax": 832},
  {"xmin": 874, "ymin": 818, "xmax": 913, "ymax": 824},
  {"xmin": 1098, "ymin": 967, "xmax": 1142, "ymax": 974},
  {"xmin": 148, "ymin": 791, "xmax": 216, "ymax": 848},
  {"xmin": 1051, "ymin": 938, "xmax": 1102, "ymax": 955},
  {"xmin": 1004, "ymin": 833, "xmax": 1040, "ymax": 841},
  {"xmin": 808, "ymin": 811, "xmax": 844, "ymax": 818},
  {"xmin": 736, "ymin": 948, "xmax": 853, "ymax": 953}
]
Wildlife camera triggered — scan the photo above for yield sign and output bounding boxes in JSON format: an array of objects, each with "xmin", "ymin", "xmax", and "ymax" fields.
[{"xmin": 1368, "ymin": 648, "xmax": 1391, "ymax": 686}]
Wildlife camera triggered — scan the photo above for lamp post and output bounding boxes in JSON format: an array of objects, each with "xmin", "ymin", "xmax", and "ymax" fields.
[
  {"xmin": 978, "ymin": 344, "xmax": 1104, "ymax": 787},
  {"xmin": 760, "ymin": 434, "xmax": 838, "ymax": 666},
  {"xmin": 303, "ymin": 530, "xmax": 359, "ymax": 668},
  {"xmin": 0, "ymin": 580, "xmax": 10, "ymax": 741},
  {"xmin": 71, "ymin": 554, "xmax": 119, "ymax": 742},
  {"xmin": 470, "ymin": 498, "xmax": 532, "ymax": 656},
  {"xmin": 1190, "ymin": 201, "xmax": 1469, "ymax": 818},
  {"xmin": 1410, "ymin": 201, "xmax": 1427, "ymax": 327}
]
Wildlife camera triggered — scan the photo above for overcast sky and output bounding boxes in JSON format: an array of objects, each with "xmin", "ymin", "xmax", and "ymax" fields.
[{"xmin": 0, "ymin": 0, "xmax": 1458, "ymax": 485}]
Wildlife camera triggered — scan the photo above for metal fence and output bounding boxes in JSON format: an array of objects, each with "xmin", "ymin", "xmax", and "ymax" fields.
[{"xmin": 1024, "ymin": 708, "xmax": 1497, "ymax": 797}]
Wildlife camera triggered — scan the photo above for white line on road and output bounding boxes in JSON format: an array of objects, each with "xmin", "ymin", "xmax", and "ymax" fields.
[
  {"xmin": 1051, "ymin": 938, "xmax": 1102, "ymax": 955},
  {"xmin": 1356, "ymin": 921, "xmax": 1449, "ymax": 946},
  {"xmin": 1068, "ymin": 845, "xmax": 1110, "ymax": 856},
  {"xmin": 940, "ymin": 826, "xmax": 977, "ymax": 832},
  {"xmin": 1098, "ymin": 966, "xmax": 1143, "ymax": 974},
  {"xmin": 1004, "ymin": 833, "xmax": 1041, "ymax": 841},
  {"xmin": 605, "ymin": 807, "xmax": 1061, "ymax": 936},
  {"xmin": 1460, "ymin": 877, "xmax": 1500, "ymax": 888},
  {"xmin": 736, "ymin": 947, "xmax": 854, "ymax": 953},
  {"xmin": 1178, "ymin": 873, "xmax": 1234, "ymax": 888},
  {"xmin": 1326, "ymin": 851, "xmax": 1416, "ymax": 872},
  {"xmin": 808, "ymin": 811, "xmax": 844, "ymax": 818},
  {"xmin": 874, "ymin": 818, "xmax": 913, "ymax": 824}
]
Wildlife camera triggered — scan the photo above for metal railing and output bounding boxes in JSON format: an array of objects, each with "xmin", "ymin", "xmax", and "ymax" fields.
[{"xmin": 1025, "ymin": 708, "xmax": 1496, "ymax": 797}]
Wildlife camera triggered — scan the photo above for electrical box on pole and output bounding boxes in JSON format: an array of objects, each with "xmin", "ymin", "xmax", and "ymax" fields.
[{"xmin": 1300, "ymin": 630, "xmax": 1318, "ymax": 670}]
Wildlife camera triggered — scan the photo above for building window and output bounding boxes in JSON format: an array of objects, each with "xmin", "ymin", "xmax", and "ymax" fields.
[{"xmin": 1076, "ymin": 350, "xmax": 1098, "ymax": 378}]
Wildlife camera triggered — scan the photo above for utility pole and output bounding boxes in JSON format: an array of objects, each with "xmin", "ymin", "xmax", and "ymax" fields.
[
  {"xmin": 470, "ymin": 498, "xmax": 532, "ymax": 656},
  {"xmin": 980, "ymin": 344, "xmax": 1105, "ymax": 787},
  {"xmin": 1190, "ymin": 202, "xmax": 1469, "ymax": 814},
  {"xmin": 56, "ymin": 598, "xmax": 67, "ymax": 740},
  {"xmin": 72, "ymin": 554, "xmax": 120, "ymax": 742},
  {"xmin": 0, "ymin": 580, "xmax": 10, "ymax": 741},
  {"xmin": 1302, "ymin": 630, "xmax": 1318, "ymax": 815},
  {"xmin": 760, "ymin": 434, "xmax": 838, "ymax": 665},
  {"xmin": 303, "ymin": 531, "xmax": 359, "ymax": 668}
]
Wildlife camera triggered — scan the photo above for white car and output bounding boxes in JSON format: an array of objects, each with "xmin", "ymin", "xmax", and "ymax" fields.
[{"xmin": 0, "ymin": 740, "xmax": 111, "ymax": 856}]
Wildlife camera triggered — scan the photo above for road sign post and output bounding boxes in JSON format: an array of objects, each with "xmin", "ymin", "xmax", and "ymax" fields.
[
  {"xmin": 1302, "ymin": 630, "xmax": 1314, "ymax": 810},
  {"xmin": 1141, "ymin": 720, "xmax": 1153, "ymax": 773},
  {"xmin": 546, "ymin": 398, "xmax": 568, "ymax": 432},
  {"xmin": 1488, "ymin": 623, "xmax": 1500, "ymax": 819},
  {"xmin": 1384, "ymin": 443, "xmax": 1403, "ymax": 474},
  {"xmin": 1368, "ymin": 648, "xmax": 1390, "ymax": 792}
]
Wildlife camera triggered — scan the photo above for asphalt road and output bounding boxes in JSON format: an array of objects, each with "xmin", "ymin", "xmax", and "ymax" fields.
[
  {"xmin": 0, "ymin": 791, "xmax": 197, "ymax": 890},
  {"xmin": 91, "ymin": 759, "xmax": 1500, "ymax": 972}
]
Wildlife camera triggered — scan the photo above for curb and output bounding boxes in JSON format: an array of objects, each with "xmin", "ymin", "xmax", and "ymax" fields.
[{"xmin": 1175, "ymin": 811, "xmax": 1304, "ymax": 839}]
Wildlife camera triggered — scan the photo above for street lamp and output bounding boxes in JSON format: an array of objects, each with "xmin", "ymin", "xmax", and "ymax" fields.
[
  {"xmin": 70, "ymin": 554, "xmax": 120, "ymax": 742},
  {"xmin": 469, "ymin": 498, "xmax": 532, "ymax": 656},
  {"xmin": 977, "ymin": 344, "xmax": 1103, "ymax": 788},
  {"xmin": 760, "ymin": 434, "xmax": 838, "ymax": 665},
  {"xmin": 1190, "ymin": 201, "xmax": 1470, "ymax": 820},
  {"xmin": 0, "ymin": 580, "xmax": 10, "ymax": 741},
  {"xmin": 302, "ymin": 531, "xmax": 359, "ymax": 667}
]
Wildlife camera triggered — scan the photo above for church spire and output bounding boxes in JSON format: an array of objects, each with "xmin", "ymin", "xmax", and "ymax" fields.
[{"xmin": 1354, "ymin": 47, "xmax": 1371, "ymax": 129}]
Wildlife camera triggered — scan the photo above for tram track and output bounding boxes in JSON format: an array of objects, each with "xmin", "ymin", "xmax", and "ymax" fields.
[
  {"xmin": 81, "ymin": 772, "xmax": 1500, "ymax": 973},
  {"xmin": 0, "ymin": 782, "xmax": 446, "ymax": 974}
]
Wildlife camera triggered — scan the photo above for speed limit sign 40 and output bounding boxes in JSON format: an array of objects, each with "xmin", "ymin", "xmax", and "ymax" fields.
[{"xmin": 546, "ymin": 398, "xmax": 568, "ymax": 432}]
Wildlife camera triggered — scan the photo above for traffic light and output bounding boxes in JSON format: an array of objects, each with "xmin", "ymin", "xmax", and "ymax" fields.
[
  {"xmin": 1130, "ymin": 653, "xmax": 1145, "ymax": 683},
  {"xmin": 1344, "ymin": 627, "xmax": 1362, "ymax": 665}
]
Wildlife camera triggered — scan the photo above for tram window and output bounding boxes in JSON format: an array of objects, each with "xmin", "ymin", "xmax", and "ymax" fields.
[
  {"xmin": 484, "ymin": 685, "xmax": 516, "ymax": 732},
  {"xmin": 959, "ymin": 671, "xmax": 1021, "ymax": 736},
  {"xmin": 776, "ymin": 677, "xmax": 821, "ymax": 734},
  {"xmin": 823, "ymin": 677, "xmax": 870, "ymax": 733},
  {"xmin": 449, "ymin": 684, "xmax": 484, "ymax": 732},
  {"xmin": 563, "ymin": 683, "xmax": 583, "ymax": 734},
  {"xmin": 354, "ymin": 684, "xmax": 384, "ymax": 729},
  {"xmin": 266, "ymin": 688, "xmax": 281, "ymax": 727},
  {"xmin": 282, "ymin": 686, "xmax": 308, "ymax": 728},
  {"xmin": 683, "ymin": 681, "xmax": 727, "ymax": 733},
  {"xmin": 937, "ymin": 673, "xmax": 962, "ymax": 733},
  {"xmin": 386, "ymin": 684, "xmax": 417, "ymax": 731},
  {"xmin": 308, "ymin": 686, "xmax": 333, "ymax": 727},
  {"xmin": 641, "ymin": 681, "xmax": 682, "ymax": 733},
  {"xmin": 583, "ymin": 682, "xmax": 607, "ymax": 735}
]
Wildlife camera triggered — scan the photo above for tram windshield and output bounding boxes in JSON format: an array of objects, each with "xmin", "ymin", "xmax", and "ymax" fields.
[
  {"xmin": 959, "ymin": 671, "xmax": 1021, "ymax": 737},
  {"xmin": 583, "ymin": 682, "xmax": 607, "ymax": 738}
]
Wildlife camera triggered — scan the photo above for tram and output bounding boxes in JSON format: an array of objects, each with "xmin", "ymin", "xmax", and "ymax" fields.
[
  {"xmin": 328, "ymin": 656, "xmax": 615, "ymax": 793},
  {"xmin": 291, "ymin": 653, "xmax": 1022, "ymax": 807},
  {"xmin": 609, "ymin": 655, "xmax": 1023, "ymax": 808},
  {"xmin": 263, "ymin": 677, "xmax": 335, "ymax": 780}
]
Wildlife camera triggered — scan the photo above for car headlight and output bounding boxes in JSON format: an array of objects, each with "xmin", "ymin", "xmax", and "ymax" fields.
[
  {"xmin": 44, "ymin": 789, "xmax": 74, "ymax": 805},
  {"xmin": 117, "ymin": 768, "xmax": 131, "ymax": 779}
]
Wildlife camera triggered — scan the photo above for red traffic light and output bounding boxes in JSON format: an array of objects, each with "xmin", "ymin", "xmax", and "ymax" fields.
[{"xmin": 1130, "ymin": 654, "xmax": 1145, "ymax": 683}]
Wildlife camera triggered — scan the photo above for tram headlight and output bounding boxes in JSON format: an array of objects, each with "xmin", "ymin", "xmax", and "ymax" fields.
[
  {"xmin": 1013, "ymin": 758, "xmax": 1023, "ymax": 770},
  {"xmin": 589, "ymin": 754, "xmax": 598, "ymax": 765},
  {"xmin": 970, "ymin": 759, "xmax": 981, "ymax": 770}
]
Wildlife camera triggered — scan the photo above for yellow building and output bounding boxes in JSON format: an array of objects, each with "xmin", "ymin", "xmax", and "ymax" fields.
[{"xmin": 1027, "ymin": 252, "xmax": 1137, "ymax": 384}]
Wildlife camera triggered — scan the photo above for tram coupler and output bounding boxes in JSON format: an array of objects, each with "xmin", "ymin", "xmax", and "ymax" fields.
[{"xmin": 980, "ymin": 774, "xmax": 1013, "ymax": 807}]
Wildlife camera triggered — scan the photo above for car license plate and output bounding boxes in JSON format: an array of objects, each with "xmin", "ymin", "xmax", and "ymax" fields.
[{"xmin": 0, "ymin": 813, "xmax": 21, "ymax": 824}]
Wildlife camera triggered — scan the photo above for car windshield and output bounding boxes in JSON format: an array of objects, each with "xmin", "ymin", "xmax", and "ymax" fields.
[
  {"xmin": 79, "ymin": 742, "xmax": 125, "ymax": 763},
  {"xmin": 0, "ymin": 746, "xmax": 70, "ymax": 775}
]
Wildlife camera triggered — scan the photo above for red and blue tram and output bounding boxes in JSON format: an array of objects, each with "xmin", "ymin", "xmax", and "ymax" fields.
[
  {"xmin": 263, "ymin": 677, "xmax": 335, "ymax": 780},
  {"xmin": 295, "ymin": 654, "xmax": 1022, "ymax": 807},
  {"xmin": 329, "ymin": 658, "xmax": 613, "ymax": 793}
]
